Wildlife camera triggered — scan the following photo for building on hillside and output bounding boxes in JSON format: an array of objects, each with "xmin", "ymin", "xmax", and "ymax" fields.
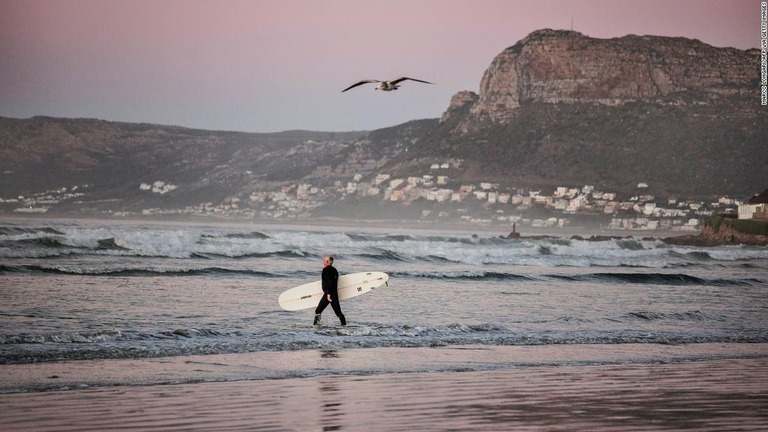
[{"xmin": 739, "ymin": 189, "xmax": 768, "ymax": 220}]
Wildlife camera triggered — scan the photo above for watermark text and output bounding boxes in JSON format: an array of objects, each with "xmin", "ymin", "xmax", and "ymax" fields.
[{"xmin": 761, "ymin": 2, "xmax": 767, "ymax": 104}]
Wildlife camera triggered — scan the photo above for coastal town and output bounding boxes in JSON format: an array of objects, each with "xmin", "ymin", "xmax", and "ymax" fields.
[{"xmin": 3, "ymin": 161, "xmax": 765, "ymax": 232}]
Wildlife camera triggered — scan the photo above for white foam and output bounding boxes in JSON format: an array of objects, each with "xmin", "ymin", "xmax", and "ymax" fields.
[{"xmin": 3, "ymin": 223, "xmax": 768, "ymax": 269}]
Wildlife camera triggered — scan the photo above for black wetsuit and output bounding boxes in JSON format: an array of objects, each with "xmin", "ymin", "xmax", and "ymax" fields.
[{"xmin": 314, "ymin": 264, "xmax": 346, "ymax": 325}]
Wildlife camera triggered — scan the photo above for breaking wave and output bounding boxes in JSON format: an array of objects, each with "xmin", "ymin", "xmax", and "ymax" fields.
[
  {"xmin": 624, "ymin": 310, "xmax": 717, "ymax": 322},
  {"xmin": 393, "ymin": 270, "xmax": 538, "ymax": 282},
  {"xmin": 0, "ymin": 264, "xmax": 292, "ymax": 278},
  {"xmin": 2, "ymin": 223, "xmax": 767, "ymax": 269},
  {"xmin": 346, "ymin": 233, "xmax": 413, "ymax": 242},
  {"xmin": 547, "ymin": 272, "xmax": 765, "ymax": 287},
  {"xmin": 0, "ymin": 226, "xmax": 65, "ymax": 236},
  {"xmin": 2, "ymin": 322, "xmax": 765, "ymax": 365}
]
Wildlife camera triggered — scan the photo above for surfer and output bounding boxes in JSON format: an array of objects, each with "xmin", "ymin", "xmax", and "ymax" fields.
[{"xmin": 314, "ymin": 256, "xmax": 346, "ymax": 326}]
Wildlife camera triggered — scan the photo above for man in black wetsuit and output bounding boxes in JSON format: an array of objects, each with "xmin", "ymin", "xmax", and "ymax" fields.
[{"xmin": 314, "ymin": 255, "xmax": 346, "ymax": 326}]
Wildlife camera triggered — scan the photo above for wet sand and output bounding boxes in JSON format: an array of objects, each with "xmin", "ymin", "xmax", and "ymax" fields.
[{"xmin": 2, "ymin": 344, "xmax": 767, "ymax": 431}]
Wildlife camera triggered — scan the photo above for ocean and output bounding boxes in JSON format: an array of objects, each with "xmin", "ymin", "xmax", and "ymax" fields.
[{"xmin": 1, "ymin": 218, "xmax": 767, "ymax": 430}]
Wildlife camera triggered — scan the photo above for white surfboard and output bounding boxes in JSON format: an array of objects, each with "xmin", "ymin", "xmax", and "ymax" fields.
[{"xmin": 278, "ymin": 271, "xmax": 389, "ymax": 311}]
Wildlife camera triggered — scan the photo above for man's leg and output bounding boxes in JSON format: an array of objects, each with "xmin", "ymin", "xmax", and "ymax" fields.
[
  {"xmin": 314, "ymin": 296, "xmax": 329, "ymax": 325},
  {"xmin": 330, "ymin": 298, "xmax": 346, "ymax": 326}
]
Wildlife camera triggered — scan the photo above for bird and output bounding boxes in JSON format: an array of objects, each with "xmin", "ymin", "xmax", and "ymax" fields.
[{"xmin": 341, "ymin": 77, "xmax": 434, "ymax": 93}]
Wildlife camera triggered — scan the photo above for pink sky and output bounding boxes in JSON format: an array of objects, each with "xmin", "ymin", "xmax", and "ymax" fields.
[{"xmin": 0, "ymin": 0, "xmax": 760, "ymax": 132}]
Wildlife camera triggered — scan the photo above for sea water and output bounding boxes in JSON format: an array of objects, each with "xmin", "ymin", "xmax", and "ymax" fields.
[{"xmin": 1, "ymin": 219, "xmax": 767, "ymax": 384}]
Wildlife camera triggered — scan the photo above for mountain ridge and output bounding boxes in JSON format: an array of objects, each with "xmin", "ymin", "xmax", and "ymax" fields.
[
  {"xmin": 1, "ymin": 29, "xmax": 765, "ymax": 219},
  {"xmin": 387, "ymin": 29, "xmax": 764, "ymax": 198}
]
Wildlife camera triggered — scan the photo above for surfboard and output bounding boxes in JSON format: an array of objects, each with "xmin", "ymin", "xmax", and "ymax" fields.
[{"xmin": 278, "ymin": 271, "xmax": 389, "ymax": 311}]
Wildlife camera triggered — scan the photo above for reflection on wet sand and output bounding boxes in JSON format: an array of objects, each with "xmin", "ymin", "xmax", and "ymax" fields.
[{"xmin": 2, "ymin": 348, "xmax": 768, "ymax": 431}]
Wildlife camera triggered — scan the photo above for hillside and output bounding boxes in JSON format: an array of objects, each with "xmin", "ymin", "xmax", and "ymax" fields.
[
  {"xmin": 1, "ymin": 29, "xmax": 765, "ymax": 223},
  {"xmin": 0, "ymin": 116, "xmax": 370, "ymax": 212},
  {"xmin": 388, "ymin": 30, "xmax": 765, "ymax": 198}
]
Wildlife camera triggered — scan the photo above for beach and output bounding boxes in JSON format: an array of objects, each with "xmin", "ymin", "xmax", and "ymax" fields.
[
  {"xmin": 2, "ymin": 344, "xmax": 767, "ymax": 431},
  {"xmin": 2, "ymin": 219, "xmax": 767, "ymax": 430}
]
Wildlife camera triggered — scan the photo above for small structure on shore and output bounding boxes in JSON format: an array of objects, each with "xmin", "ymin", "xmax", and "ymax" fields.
[
  {"xmin": 739, "ymin": 189, "xmax": 768, "ymax": 220},
  {"xmin": 504, "ymin": 223, "xmax": 521, "ymax": 239}
]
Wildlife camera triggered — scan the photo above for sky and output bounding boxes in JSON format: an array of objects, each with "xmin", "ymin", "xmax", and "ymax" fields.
[{"xmin": 0, "ymin": 0, "xmax": 760, "ymax": 133}]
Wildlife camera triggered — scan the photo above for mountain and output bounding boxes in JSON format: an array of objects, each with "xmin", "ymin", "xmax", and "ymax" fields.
[
  {"xmin": 0, "ymin": 116, "xmax": 367, "ymax": 211},
  {"xmin": 389, "ymin": 29, "xmax": 765, "ymax": 198},
  {"xmin": 1, "ymin": 29, "xmax": 765, "ymax": 219},
  {"xmin": 0, "ymin": 115, "xmax": 437, "ymax": 215}
]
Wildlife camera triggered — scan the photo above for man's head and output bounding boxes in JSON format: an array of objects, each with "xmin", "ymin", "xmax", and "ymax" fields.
[{"xmin": 323, "ymin": 255, "xmax": 334, "ymax": 267}]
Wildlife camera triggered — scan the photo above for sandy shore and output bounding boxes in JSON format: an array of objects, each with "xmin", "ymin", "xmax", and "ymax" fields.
[{"xmin": 2, "ymin": 344, "xmax": 767, "ymax": 431}]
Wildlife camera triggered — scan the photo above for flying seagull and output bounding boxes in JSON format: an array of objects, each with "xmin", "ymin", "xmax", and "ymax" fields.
[{"xmin": 341, "ymin": 77, "xmax": 435, "ymax": 93}]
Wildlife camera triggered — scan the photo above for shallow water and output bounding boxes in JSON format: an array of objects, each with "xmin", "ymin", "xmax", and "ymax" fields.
[{"xmin": 1, "ymin": 219, "xmax": 767, "ymax": 375}]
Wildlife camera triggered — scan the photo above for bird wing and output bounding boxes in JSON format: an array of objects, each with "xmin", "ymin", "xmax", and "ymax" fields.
[
  {"xmin": 390, "ymin": 77, "xmax": 435, "ymax": 85},
  {"xmin": 341, "ymin": 80, "xmax": 381, "ymax": 92}
]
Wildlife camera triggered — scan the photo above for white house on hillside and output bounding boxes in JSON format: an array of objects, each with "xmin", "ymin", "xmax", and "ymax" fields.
[{"xmin": 738, "ymin": 189, "xmax": 768, "ymax": 220}]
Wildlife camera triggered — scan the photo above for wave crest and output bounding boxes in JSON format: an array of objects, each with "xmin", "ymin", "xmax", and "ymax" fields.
[
  {"xmin": 0, "ymin": 264, "xmax": 287, "ymax": 278},
  {"xmin": 547, "ymin": 272, "xmax": 764, "ymax": 287}
]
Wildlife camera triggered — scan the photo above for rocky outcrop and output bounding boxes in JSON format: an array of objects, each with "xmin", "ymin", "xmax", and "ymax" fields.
[
  {"xmin": 439, "ymin": 91, "xmax": 478, "ymax": 127},
  {"xmin": 399, "ymin": 29, "xmax": 766, "ymax": 198},
  {"xmin": 665, "ymin": 217, "xmax": 768, "ymax": 246},
  {"xmin": 439, "ymin": 91, "xmax": 479, "ymax": 137},
  {"xmin": 449, "ymin": 29, "xmax": 758, "ymax": 123}
]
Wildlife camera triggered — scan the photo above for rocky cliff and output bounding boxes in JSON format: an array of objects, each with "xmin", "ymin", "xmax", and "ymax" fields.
[
  {"xmin": 400, "ymin": 29, "xmax": 766, "ymax": 198},
  {"xmin": 465, "ymin": 29, "xmax": 757, "ymax": 123}
]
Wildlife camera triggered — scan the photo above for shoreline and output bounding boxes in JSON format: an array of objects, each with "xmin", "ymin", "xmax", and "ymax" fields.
[
  {"xmin": 8, "ymin": 213, "xmax": 766, "ymax": 245},
  {"xmin": 2, "ymin": 343, "xmax": 766, "ymax": 394},
  {"xmin": 1, "ymin": 344, "xmax": 767, "ymax": 431},
  {"xmin": 0, "ymin": 213, "xmax": 690, "ymax": 239}
]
